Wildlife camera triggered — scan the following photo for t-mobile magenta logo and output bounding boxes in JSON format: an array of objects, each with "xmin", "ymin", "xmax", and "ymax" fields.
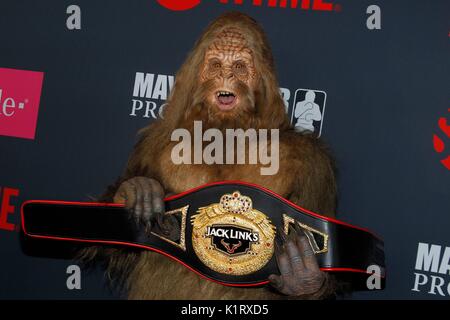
[{"xmin": 0, "ymin": 68, "xmax": 44, "ymax": 140}]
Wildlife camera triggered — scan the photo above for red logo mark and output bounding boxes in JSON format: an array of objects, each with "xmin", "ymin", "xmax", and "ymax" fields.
[
  {"xmin": 221, "ymin": 239, "xmax": 242, "ymax": 254},
  {"xmin": 333, "ymin": 3, "xmax": 342, "ymax": 12},
  {"xmin": 157, "ymin": 0, "xmax": 335, "ymax": 11},
  {"xmin": 433, "ymin": 109, "xmax": 450, "ymax": 170},
  {"xmin": 0, "ymin": 187, "xmax": 20, "ymax": 232},
  {"xmin": 157, "ymin": 0, "xmax": 201, "ymax": 11}
]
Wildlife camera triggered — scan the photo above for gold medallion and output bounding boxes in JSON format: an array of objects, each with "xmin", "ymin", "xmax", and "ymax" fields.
[{"xmin": 191, "ymin": 191, "xmax": 276, "ymax": 275}]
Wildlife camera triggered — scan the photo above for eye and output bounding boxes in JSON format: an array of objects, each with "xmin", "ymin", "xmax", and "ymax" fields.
[
  {"xmin": 234, "ymin": 62, "xmax": 247, "ymax": 72},
  {"xmin": 211, "ymin": 61, "xmax": 221, "ymax": 69}
]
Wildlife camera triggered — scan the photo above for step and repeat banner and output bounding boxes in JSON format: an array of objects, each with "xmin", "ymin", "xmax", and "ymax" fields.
[{"xmin": 0, "ymin": 0, "xmax": 449, "ymax": 299}]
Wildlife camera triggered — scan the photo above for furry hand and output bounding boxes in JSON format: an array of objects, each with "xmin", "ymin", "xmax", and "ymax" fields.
[
  {"xmin": 268, "ymin": 224, "xmax": 327, "ymax": 298},
  {"xmin": 113, "ymin": 176, "xmax": 179, "ymax": 240}
]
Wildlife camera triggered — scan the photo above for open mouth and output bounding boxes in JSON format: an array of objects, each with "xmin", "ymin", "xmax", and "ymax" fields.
[{"xmin": 215, "ymin": 90, "xmax": 237, "ymax": 110}]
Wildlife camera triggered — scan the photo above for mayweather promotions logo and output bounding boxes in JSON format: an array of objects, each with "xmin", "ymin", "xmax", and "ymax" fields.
[
  {"xmin": 289, "ymin": 88, "xmax": 327, "ymax": 137},
  {"xmin": 412, "ymin": 242, "xmax": 450, "ymax": 297},
  {"xmin": 191, "ymin": 191, "xmax": 275, "ymax": 275},
  {"xmin": 131, "ymin": 72, "xmax": 174, "ymax": 119}
]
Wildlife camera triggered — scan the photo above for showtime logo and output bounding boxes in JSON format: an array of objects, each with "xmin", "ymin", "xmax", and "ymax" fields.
[
  {"xmin": 0, "ymin": 68, "xmax": 44, "ymax": 140},
  {"xmin": 157, "ymin": 0, "xmax": 336, "ymax": 11},
  {"xmin": 433, "ymin": 109, "xmax": 450, "ymax": 170},
  {"xmin": 0, "ymin": 186, "xmax": 19, "ymax": 232}
]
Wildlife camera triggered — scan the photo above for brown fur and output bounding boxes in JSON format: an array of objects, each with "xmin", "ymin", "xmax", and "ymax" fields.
[{"xmin": 80, "ymin": 11, "xmax": 337, "ymax": 300}]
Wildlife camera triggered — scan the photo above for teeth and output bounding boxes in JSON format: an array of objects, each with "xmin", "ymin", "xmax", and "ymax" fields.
[{"xmin": 216, "ymin": 91, "xmax": 234, "ymax": 97}]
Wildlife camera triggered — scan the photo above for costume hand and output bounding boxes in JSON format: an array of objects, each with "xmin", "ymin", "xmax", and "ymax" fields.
[
  {"xmin": 268, "ymin": 224, "xmax": 327, "ymax": 297},
  {"xmin": 113, "ymin": 176, "xmax": 179, "ymax": 240}
]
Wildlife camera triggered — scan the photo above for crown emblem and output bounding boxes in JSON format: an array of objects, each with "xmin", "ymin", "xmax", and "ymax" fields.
[{"xmin": 219, "ymin": 191, "xmax": 252, "ymax": 214}]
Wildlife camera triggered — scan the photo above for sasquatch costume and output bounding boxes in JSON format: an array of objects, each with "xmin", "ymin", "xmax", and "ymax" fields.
[{"xmin": 80, "ymin": 11, "xmax": 338, "ymax": 300}]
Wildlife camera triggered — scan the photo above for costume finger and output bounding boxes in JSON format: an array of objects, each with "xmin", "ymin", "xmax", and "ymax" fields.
[
  {"xmin": 149, "ymin": 179, "xmax": 165, "ymax": 215},
  {"xmin": 137, "ymin": 177, "xmax": 153, "ymax": 224},
  {"xmin": 286, "ymin": 224, "xmax": 305, "ymax": 270},
  {"xmin": 275, "ymin": 240, "xmax": 292, "ymax": 276},
  {"xmin": 277, "ymin": 226, "xmax": 288, "ymax": 245},
  {"xmin": 122, "ymin": 181, "xmax": 137, "ymax": 210},
  {"xmin": 295, "ymin": 222, "xmax": 319, "ymax": 271},
  {"xmin": 130, "ymin": 179, "xmax": 143, "ymax": 225}
]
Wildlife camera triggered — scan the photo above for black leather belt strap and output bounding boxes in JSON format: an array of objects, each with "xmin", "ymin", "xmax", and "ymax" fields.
[{"xmin": 21, "ymin": 181, "xmax": 385, "ymax": 290}]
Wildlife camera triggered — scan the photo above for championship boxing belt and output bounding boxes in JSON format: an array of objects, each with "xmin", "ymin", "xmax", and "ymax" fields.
[{"xmin": 21, "ymin": 181, "xmax": 385, "ymax": 290}]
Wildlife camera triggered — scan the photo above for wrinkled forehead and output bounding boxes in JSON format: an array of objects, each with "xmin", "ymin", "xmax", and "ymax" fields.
[{"xmin": 204, "ymin": 27, "xmax": 253, "ymax": 61}]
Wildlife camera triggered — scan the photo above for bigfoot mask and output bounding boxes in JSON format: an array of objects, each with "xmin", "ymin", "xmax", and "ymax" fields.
[
  {"xmin": 199, "ymin": 27, "xmax": 258, "ymax": 114},
  {"xmin": 166, "ymin": 11, "xmax": 289, "ymax": 131}
]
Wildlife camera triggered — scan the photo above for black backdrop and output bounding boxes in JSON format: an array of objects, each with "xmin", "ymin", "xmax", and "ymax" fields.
[{"xmin": 0, "ymin": 0, "xmax": 449, "ymax": 299}]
